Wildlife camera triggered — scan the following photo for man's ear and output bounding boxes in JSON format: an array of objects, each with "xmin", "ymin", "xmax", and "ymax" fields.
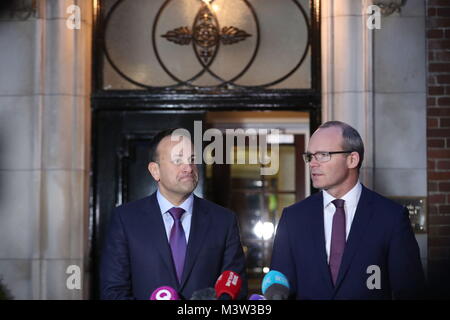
[
  {"xmin": 347, "ymin": 151, "xmax": 360, "ymax": 169},
  {"xmin": 148, "ymin": 162, "xmax": 160, "ymax": 182}
]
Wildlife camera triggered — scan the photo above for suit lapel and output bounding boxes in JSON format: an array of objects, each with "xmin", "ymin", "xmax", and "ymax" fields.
[
  {"xmin": 333, "ymin": 185, "xmax": 374, "ymax": 291},
  {"xmin": 310, "ymin": 192, "xmax": 335, "ymax": 292},
  {"xmin": 179, "ymin": 195, "xmax": 211, "ymax": 290},
  {"xmin": 143, "ymin": 193, "xmax": 179, "ymax": 286}
]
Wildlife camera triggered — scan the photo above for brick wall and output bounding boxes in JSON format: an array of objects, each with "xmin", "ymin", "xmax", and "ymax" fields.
[{"xmin": 427, "ymin": 0, "xmax": 450, "ymax": 298}]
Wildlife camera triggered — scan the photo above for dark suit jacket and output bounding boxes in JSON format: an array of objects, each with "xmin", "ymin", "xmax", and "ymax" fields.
[
  {"xmin": 100, "ymin": 193, "xmax": 247, "ymax": 300},
  {"xmin": 271, "ymin": 185, "xmax": 426, "ymax": 299}
]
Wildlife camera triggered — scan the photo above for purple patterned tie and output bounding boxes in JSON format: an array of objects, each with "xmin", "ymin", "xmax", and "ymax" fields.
[
  {"xmin": 168, "ymin": 207, "xmax": 187, "ymax": 283},
  {"xmin": 329, "ymin": 199, "xmax": 346, "ymax": 286}
]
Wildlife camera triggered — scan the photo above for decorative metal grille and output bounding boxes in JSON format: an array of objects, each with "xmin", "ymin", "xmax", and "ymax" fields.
[{"xmin": 101, "ymin": 0, "xmax": 314, "ymax": 90}]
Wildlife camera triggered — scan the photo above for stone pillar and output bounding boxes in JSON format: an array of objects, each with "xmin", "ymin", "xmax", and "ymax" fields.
[
  {"xmin": 372, "ymin": 0, "xmax": 428, "ymax": 270},
  {"xmin": 0, "ymin": 0, "xmax": 92, "ymax": 299},
  {"xmin": 321, "ymin": 0, "xmax": 374, "ymax": 187}
]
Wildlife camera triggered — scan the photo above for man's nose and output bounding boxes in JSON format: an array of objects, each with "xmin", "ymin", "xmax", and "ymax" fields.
[
  {"xmin": 181, "ymin": 162, "xmax": 194, "ymax": 172},
  {"xmin": 309, "ymin": 156, "xmax": 320, "ymax": 168}
]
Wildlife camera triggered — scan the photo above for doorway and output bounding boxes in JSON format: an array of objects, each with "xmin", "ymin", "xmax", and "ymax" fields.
[
  {"xmin": 204, "ymin": 111, "xmax": 310, "ymax": 293},
  {"xmin": 91, "ymin": 0, "xmax": 321, "ymax": 299}
]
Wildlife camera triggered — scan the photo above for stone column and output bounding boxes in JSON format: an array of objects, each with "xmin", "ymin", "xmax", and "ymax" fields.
[
  {"xmin": 321, "ymin": 0, "xmax": 375, "ymax": 187},
  {"xmin": 372, "ymin": 0, "xmax": 428, "ymax": 271},
  {"xmin": 0, "ymin": 0, "xmax": 92, "ymax": 299}
]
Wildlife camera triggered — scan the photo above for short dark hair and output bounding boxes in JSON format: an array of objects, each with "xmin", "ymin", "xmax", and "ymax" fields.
[
  {"xmin": 149, "ymin": 128, "xmax": 190, "ymax": 162},
  {"xmin": 318, "ymin": 121, "xmax": 365, "ymax": 170}
]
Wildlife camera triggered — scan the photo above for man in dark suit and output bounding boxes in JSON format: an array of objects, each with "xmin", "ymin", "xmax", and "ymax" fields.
[
  {"xmin": 271, "ymin": 121, "xmax": 426, "ymax": 299},
  {"xmin": 101, "ymin": 128, "xmax": 247, "ymax": 300}
]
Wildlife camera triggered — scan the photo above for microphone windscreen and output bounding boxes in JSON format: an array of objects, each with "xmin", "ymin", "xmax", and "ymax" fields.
[
  {"xmin": 261, "ymin": 270, "xmax": 290, "ymax": 295},
  {"xmin": 214, "ymin": 270, "xmax": 242, "ymax": 300},
  {"xmin": 190, "ymin": 288, "xmax": 217, "ymax": 300},
  {"xmin": 150, "ymin": 286, "xmax": 180, "ymax": 300},
  {"xmin": 264, "ymin": 283, "xmax": 290, "ymax": 300}
]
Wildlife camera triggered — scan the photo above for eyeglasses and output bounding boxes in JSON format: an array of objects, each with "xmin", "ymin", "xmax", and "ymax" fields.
[
  {"xmin": 155, "ymin": 156, "xmax": 196, "ymax": 166},
  {"xmin": 302, "ymin": 151, "xmax": 353, "ymax": 164}
]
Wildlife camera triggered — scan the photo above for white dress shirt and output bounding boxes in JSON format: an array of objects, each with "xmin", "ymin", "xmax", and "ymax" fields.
[
  {"xmin": 323, "ymin": 182, "xmax": 362, "ymax": 263},
  {"xmin": 157, "ymin": 189, "xmax": 193, "ymax": 243}
]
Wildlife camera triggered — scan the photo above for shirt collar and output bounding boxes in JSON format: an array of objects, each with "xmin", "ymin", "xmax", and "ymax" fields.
[
  {"xmin": 323, "ymin": 181, "xmax": 362, "ymax": 209},
  {"xmin": 157, "ymin": 189, "xmax": 194, "ymax": 216}
]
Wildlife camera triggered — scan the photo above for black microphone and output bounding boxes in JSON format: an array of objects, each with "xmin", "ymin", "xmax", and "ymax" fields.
[
  {"xmin": 264, "ymin": 283, "xmax": 290, "ymax": 300},
  {"xmin": 218, "ymin": 293, "xmax": 232, "ymax": 300},
  {"xmin": 190, "ymin": 288, "xmax": 217, "ymax": 300}
]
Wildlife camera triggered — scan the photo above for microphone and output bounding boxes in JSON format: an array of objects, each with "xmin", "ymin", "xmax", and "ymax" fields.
[
  {"xmin": 262, "ymin": 270, "xmax": 290, "ymax": 300},
  {"xmin": 150, "ymin": 286, "xmax": 180, "ymax": 300},
  {"xmin": 249, "ymin": 294, "xmax": 265, "ymax": 300},
  {"xmin": 214, "ymin": 270, "xmax": 242, "ymax": 300},
  {"xmin": 190, "ymin": 288, "xmax": 217, "ymax": 300}
]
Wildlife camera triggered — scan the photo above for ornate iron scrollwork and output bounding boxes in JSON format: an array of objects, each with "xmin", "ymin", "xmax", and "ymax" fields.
[{"xmin": 161, "ymin": 2, "xmax": 251, "ymax": 64}]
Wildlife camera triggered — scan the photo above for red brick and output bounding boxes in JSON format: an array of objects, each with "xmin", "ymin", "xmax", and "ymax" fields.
[
  {"xmin": 429, "ymin": 172, "xmax": 450, "ymax": 180},
  {"xmin": 428, "ymin": 75, "xmax": 437, "ymax": 85},
  {"xmin": 429, "ymin": 181, "xmax": 439, "ymax": 192},
  {"xmin": 438, "ymin": 160, "xmax": 450, "ymax": 170},
  {"xmin": 423, "ymin": 22, "xmax": 450, "ymax": 211},
  {"xmin": 429, "ymin": 247, "xmax": 449, "ymax": 260},
  {"xmin": 438, "ymin": 226, "xmax": 450, "ymax": 236},
  {"xmin": 428, "ymin": 0, "xmax": 450, "ymax": 6},
  {"xmin": 431, "ymin": 63, "xmax": 450, "ymax": 72},
  {"xmin": 428, "ymin": 29, "xmax": 444, "ymax": 39},
  {"xmin": 438, "ymin": 208, "xmax": 450, "ymax": 216},
  {"xmin": 429, "ymin": 194, "xmax": 447, "ymax": 204},
  {"xmin": 429, "ymin": 205, "xmax": 439, "ymax": 215},
  {"xmin": 429, "ymin": 138, "xmax": 446, "ymax": 148},
  {"xmin": 429, "ymin": 40, "xmax": 450, "ymax": 50},
  {"xmin": 435, "ymin": 51, "xmax": 450, "ymax": 62},
  {"xmin": 427, "ymin": 128, "xmax": 450, "ymax": 137},
  {"xmin": 439, "ymin": 182, "xmax": 450, "ymax": 192},
  {"xmin": 429, "ymin": 225, "xmax": 440, "ymax": 236},
  {"xmin": 428, "ymin": 7, "xmax": 437, "ymax": 16},
  {"xmin": 428, "ymin": 107, "xmax": 450, "ymax": 116},
  {"xmin": 437, "ymin": 8, "xmax": 450, "ymax": 17},
  {"xmin": 429, "ymin": 51, "xmax": 436, "ymax": 62},
  {"xmin": 429, "ymin": 237, "xmax": 450, "ymax": 247},
  {"xmin": 429, "ymin": 159, "xmax": 437, "ymax": 167},
  {"xmin": 437, "ymin": 75, "xmax": 450, "ymax": 84},
  {"xmin": 428, "ymin": 149, "xmax": 450, "ymax": 158},
  {"xmin": 441, "ymin": 118, "xmax": 450, "ymax": 127},
  {"xmin": 438, "ymin": 97, "xmax": 450, "ymax": 105},
  {"xmin": 429, "ymin": 19, "xmax": 450, "ymax": 28},
  {"xmin": 429, "ymin": 86, "xmax": 445, "ymax": 95},
  {"xmin": 428, "ymin": 117, "xmax": 439, "ymax": 128},
  {"xmin": 429, "ymin": 214, "xmax": 450, "ymax": 224}
]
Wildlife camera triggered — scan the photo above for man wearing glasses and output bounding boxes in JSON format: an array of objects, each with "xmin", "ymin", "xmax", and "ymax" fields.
[
  {"xmin": 101, "ymin": 128, "xmax": 247, "ymax": 300},
  {"xmin": 271, "ymin": 121, "xmax": 425, "ymax": 299}
]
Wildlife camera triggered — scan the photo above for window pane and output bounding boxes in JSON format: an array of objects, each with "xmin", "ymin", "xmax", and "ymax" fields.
[{"xmin": 102, "ymin": 0, "xmax": 312, "ymax": 90}]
